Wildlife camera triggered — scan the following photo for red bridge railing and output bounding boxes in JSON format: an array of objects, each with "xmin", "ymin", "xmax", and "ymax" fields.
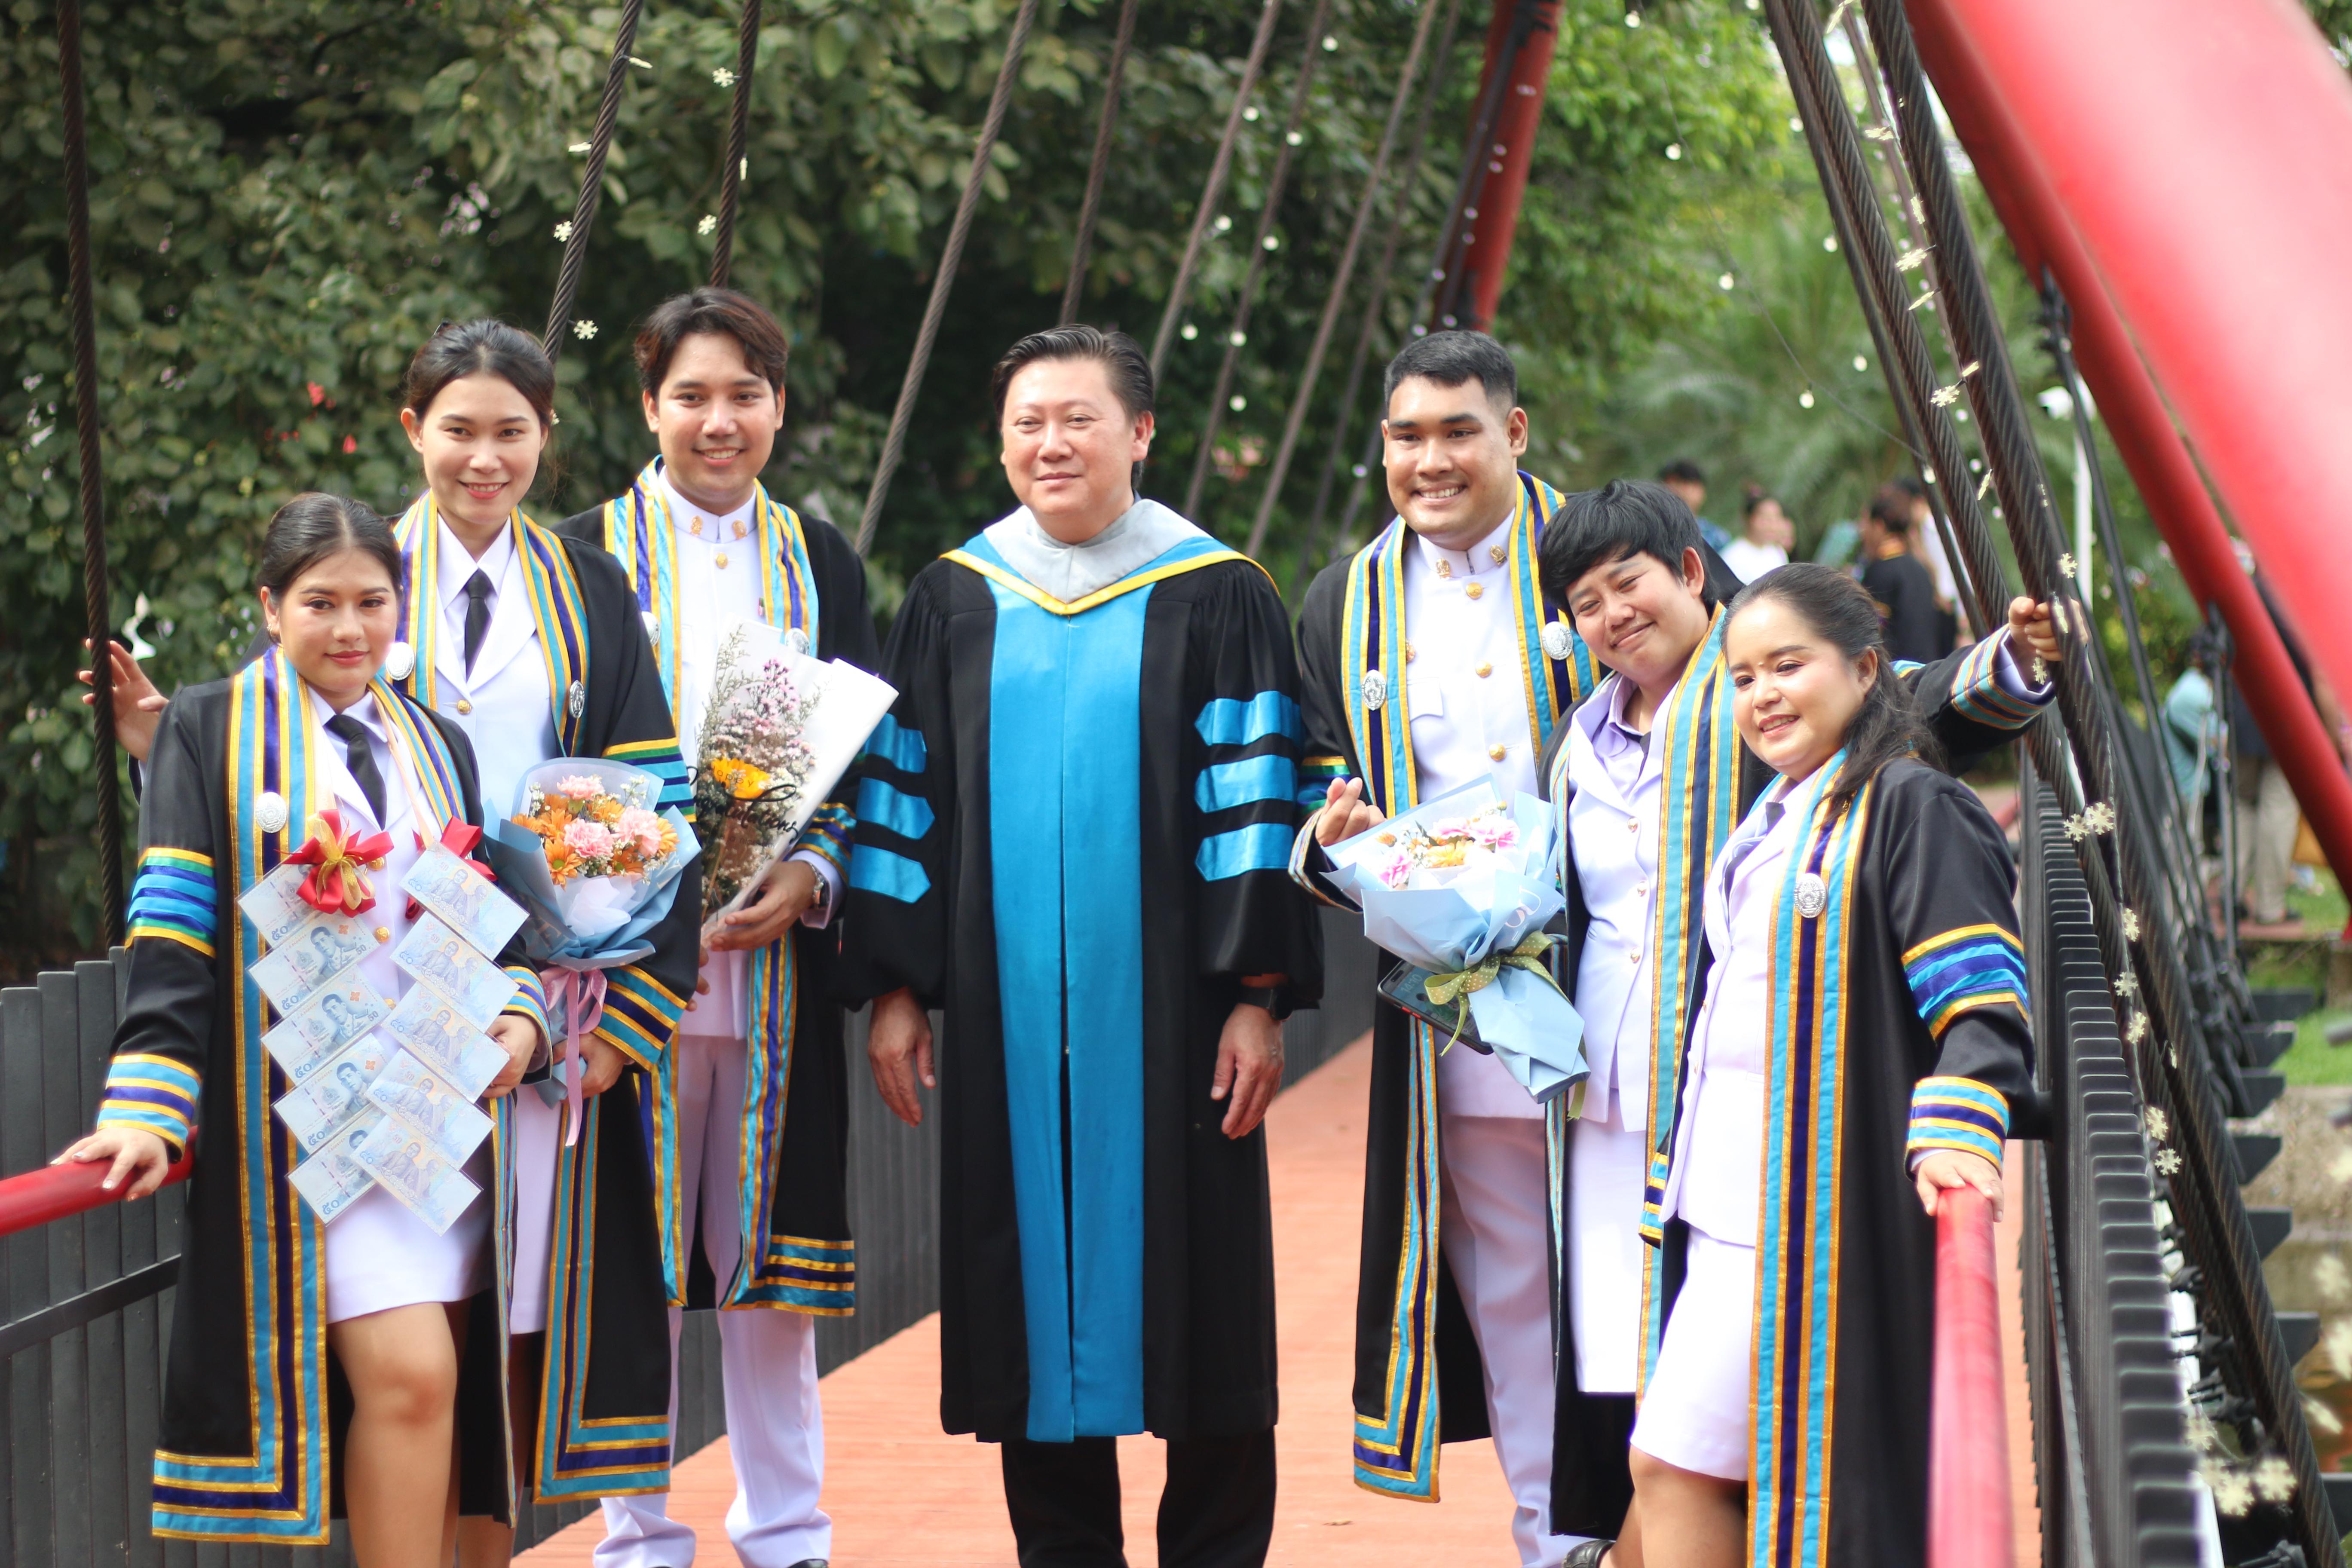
[
  {"xmin": 0, "ymin": 1144, "xmax": 195, "ymax": 1239},
  {"xmin": 1932, "ymin": 1183, "xmax": 2017, "ymax": 1568}
]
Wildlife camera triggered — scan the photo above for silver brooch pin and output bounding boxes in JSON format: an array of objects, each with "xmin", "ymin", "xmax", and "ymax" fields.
[
  {"xmin": 380, "ymin": 641, "xmax": 415, "ymax": 682},
  {"xmin": 567, "ymin": 680, "xmax": 586, "ymax": 719},
  {"xmin": 783, "ymin": 627, "xmax": 811, "ymax": 657},
  {"xmin": 1360, "ymin": 668, "xmax": 1388, "ymax": 712},
  {"xmin": 1541, "ymin": 621, "xmax": 1574, "ymax": 663},
  {"xmin": 254, "ymin": 790, "xmax": 289, "ymax": 835},
  {"xmin": 1794, "ymin": 872, "xmax": 1828, "ymax": 919},
  {"xmin": 641, "ymin": 610, "xmax": 660, "ymax": 637}
]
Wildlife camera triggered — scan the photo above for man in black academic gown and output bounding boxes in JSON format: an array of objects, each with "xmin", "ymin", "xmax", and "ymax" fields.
[
  {"xmin": 556, "ymin": 289, "xmax": 877, "ymax": 1568},
  {"xmin": 843, "ymin": 325, "xmax": 1321, "ymax": 1568}
]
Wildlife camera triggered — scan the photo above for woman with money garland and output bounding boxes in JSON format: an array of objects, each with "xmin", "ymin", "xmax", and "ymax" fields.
[
  {"xmin": 386, "ymin": 319, "xmax": 700, "ymax": 1561},
  {"xmin": 1626, "ymin": 564, "xmax": 2031, "ymax": 1568},
  {"xmin": 57, "ymin": 495, "xmax": 551, "ymax": 1562}
]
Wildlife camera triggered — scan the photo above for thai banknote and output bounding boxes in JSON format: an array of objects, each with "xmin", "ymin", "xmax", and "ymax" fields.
[
  {"xmin": 251, "ymin": 910, "xmax": 382, "ymax": 1014},
  {"xmin": 261, "ymin": 980, "xmax": 389, "ymax": 1084},
  {"xmin": 353, "ymin": 1122, "xmax": 481, "ymax": 1235},
  {"xmin": 403, "ymin": 847, "xmax": 527, "ymax": 957},
  {"xmin": 274, "ymin": 1034, "xmax": 393, "ymax": 1151},
  {"xmin": 365, "ymin": 1050, "xmax": 493, "ymax": 1164},
  {"xmin": 392, "ymin": 913, "xmax": 518, "ymax": 1029},
  {"xmin": 287, "ymin": 1108, "xmax": 385, "ymax": 1223},
  {"xmin": 236, "ymin": 861, "xmax": 325, "ymax": 949},
  {"xmin": 381, "ymin": 988, "xmax": 508, "ymax": 1100}
]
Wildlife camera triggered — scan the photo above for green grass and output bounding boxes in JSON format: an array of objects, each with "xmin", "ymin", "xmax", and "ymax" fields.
[
  {"xmin": 2241, "ymin": 870, "xmax": 2346, "ymax": 1085},
  {"xmin": 2276, "ymin": 1005, "xmax": 2352, "ymax": 1087}
]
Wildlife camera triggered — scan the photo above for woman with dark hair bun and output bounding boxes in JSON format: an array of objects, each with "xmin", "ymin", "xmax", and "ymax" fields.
[
  {"xmin": 1625, "ymin": 563, "xmax": 2034, "ymax": 1568},
  {"xmin": 54, "ymin": 493, "xmax": 550, "ymax": 1559},
  {"xmin": 387, "ymin": 319, "xmax": 701, "ymax": 1553}
]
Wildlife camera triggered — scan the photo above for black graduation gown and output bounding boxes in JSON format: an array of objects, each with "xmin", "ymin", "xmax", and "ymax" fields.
[
  {"xmin": 557, "ymin": 475, "xmax": 880, "ymax": 1309},
  {"xmin": 95, "ymin": 654, "xmax": 545, "ymax": 1543},
  {"xmin": 1653, "ymin": 760, "xmax": 2033, "ymax": 1568},
  {"xmin": 838, "ymin": 530, "xmax": 1323, "ymax": 1444},
  {"xmin": 1292, "ymin": 511, "xmax": 2047, "ymax": 1529},
  {"xmin": 388, "ymin": 500, "xmax": 698, "ymax": 1505}
]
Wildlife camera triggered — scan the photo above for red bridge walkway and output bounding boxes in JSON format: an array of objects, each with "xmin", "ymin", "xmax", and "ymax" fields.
[{"xmin": 520, "ymin": 1037, "xmax": 2040, "ymax": 1565}]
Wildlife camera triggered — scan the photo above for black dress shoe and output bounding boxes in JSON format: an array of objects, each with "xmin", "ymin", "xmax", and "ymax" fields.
[
  {"xmin": 1563, "ymin": 1543, "xmax": 1613, "ymax": 1568},
  {"xmin": 784, "ymin": 1561, "xmax": 828, "ymax": 1568}
]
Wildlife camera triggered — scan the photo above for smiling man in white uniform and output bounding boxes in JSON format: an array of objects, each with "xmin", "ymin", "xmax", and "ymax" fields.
[{"xmin": 559, "ymin": 290, "xmax": 879, "ymax": 1568}]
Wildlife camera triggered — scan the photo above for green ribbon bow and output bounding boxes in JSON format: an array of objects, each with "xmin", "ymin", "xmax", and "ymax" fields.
[{"xmin": 1421, "ymin": 931, "xmax": 1564, "ymax": 1054}]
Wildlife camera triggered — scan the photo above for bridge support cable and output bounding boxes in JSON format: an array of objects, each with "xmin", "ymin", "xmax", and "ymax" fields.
[
  {"xmin": 1179, "ymin": 0, "xmax": 1338, "ymax": 524},
  {"xmin": 1283, "ymin": 0, "xmax": 1467, "ymax": 592},
  {"xmin": 706, "ymin": 0, "xmax": 763, "ymax": 288},
  {"xmin": 1240, "ymin": 0, "xmax": 1446, "ymax": 560},
  {"xmin": 1059, "ymin": 0, "xmax": 1139, "ymax": 325},
  {"xmin": 1325, "ymin": 0, "xmax": 1550, "ymax": 553},
  {"xmin": 1445, "ymin": 0, "xmax": 1562, "ymax": 333},
  {"xmin": 1148, "ymin": 0, "xmax": 1288, "ymax": 380},
  {"xmin": 543, "ymin": 0, "xmax": 648, "ymax": 357},
  {"xmin": 1772, "ymin": 0, "xmax": 2337, "ymax": 1555},
  {"xmin": 853, "ymin": 0, "xmax": 1041, "ymax": 557},
  {"xmin": 54, "ymin": 0, "xmax": 125, "ymax": 944}
]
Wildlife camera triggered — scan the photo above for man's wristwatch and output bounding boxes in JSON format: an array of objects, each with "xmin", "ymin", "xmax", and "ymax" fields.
[
  {"xmin": 1236, "ymin": 983, "xmax": 1295, "ymax": 1021},
  {"xmin": 808, "ymin": 871, "xmax": 833, "ymax": 915}
]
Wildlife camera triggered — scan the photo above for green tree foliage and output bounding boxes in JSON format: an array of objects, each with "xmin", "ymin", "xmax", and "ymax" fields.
[{"xmin": 1, "ymin": 0, "xmax": 1787, "ymax": 965}]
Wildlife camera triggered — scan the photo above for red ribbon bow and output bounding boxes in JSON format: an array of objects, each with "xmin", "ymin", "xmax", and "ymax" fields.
[
  {"xmin": 407, "ymin": 819, "xmax": 496, "ymax": 921},
  {"xmin": 285, "ymin": 808, "xmax": 393, "ymax": 916}
]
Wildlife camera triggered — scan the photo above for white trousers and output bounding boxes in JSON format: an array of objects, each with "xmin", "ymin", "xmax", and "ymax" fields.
[
  {"xmin": 1565, "ymin": 1095, "xmax": 1648, "ymax": 1396},
  {"xmin": 1439, "ymin": 1112, "xmax": 1586, "ymax": 1567},
  {"xmin": 597, "ymin": 1032, "xmax": 830, "ymax": 1568}
]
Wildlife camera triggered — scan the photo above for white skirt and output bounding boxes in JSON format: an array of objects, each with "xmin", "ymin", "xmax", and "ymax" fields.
[
  {"xmin": 323, "ymin": 1148, "xmax": 491, "ymax": 1324},
  {"xmin": 508, "ymin": 1090, "xmax": 566, "ymax": 1333},
  {"xmin": 1628, "ymin": 1227, "xmax": 1755, "ymax": 1481}
]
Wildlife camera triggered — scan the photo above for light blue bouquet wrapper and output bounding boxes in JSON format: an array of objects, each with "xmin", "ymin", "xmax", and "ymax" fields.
[
  {"xmin": 478, "ymin": 760, "xmax": 702, "ymax": 1107},
  {"xmin": 1325, "ymin": 780, "xmax": 1589, "ymax": 1107}
]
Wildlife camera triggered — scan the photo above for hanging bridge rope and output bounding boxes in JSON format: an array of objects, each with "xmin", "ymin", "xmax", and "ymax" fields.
[
  {"xmin": 1148, "ymin": 0, "xmax": 1287, "ymax": 380},
  {"xmin": 543, "ymin": 0, "xmax": 648, "ymax": 358},
  {"xmin": 56, "ymin": 0, "xmax": 124, "ymax": 943},
  {"xmin": 854, "ymin": 0, "xmax": 1041, "ymax": 557},
  {"xmin": 1180, "ymin": 0, "xmax": 1338, "ymax": 523},
  {"xmin": 707, "ymin": 0, "xmax": 763, "ymax": 288},
  {"xmin": 1240, "ymin": 0, "xmax": 1445, "ymax": 560},
  {"xmin": 1285, "ymin": 0, "xmax": 1465, "ymax": 593},
  {"xmin": 1060, "ymin": 0, "xmax": 1140, "ymax": 325}
]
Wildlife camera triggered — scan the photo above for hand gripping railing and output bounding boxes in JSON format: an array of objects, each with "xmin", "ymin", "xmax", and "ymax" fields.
[
  {"xmin": 0, "ymin": 1145, "xmax": 194, "ymax": 1360},
  {"xmin": 1932, "ymin": 1184, "xmax": 2016, "ymax": 1568}
]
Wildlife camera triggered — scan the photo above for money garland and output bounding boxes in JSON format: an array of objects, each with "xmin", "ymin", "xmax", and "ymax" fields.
[{"xmin": 245, "ymin": 831, "xmax": 529, "ymax": 1234}]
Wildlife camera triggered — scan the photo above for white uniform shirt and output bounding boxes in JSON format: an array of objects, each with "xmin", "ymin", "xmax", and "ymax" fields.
[
  {"xmin": 428, "ymin": 519, "xmax": 558, "ymax": 824},
  {"xmin": 1401, "ymin": 516, "xmax": 1544, "ymax": 1120},
  {"xmin": 1718, "ymin": 536, "xmax": 1788, "ymax": 583},
  {"xmin": 653, "ymin": 466, "xmax": 838, "ymax": 1042},
  {"xmin": 1659, "ymin": 775, "xmax": 1805, "ymax": 1245},
  {"xmin": 1562, "ymin": 673, "xmax": 1672, "ymax": 1133}
]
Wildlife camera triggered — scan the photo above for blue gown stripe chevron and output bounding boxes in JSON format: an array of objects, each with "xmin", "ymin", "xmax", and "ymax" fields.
[
  {"xmin": 865, "ymin": 714, "xmax": 928, "ymax": 773},
  {"xmin": 1196, "ymin": 691, "xmax": 1302, "ymax": 747},
  {"xmin": 1906, "ymin": 1076, "xmax": 2009, "ymax": 1164},
  {"xmin": 1902, "ymin": 925, "xmax": 2028, "ymax": 1035},
  {"xmin": 95, "ymin": 1053, "xmax": 203, "ymax": 1145},
  {"xmin": 855, "ymin": 776, "xmax": 936, "ymax": 840}
]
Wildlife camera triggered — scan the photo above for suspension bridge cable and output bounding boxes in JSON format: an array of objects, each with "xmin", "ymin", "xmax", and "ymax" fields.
[
  {"xmin": 1148, "ymin": 0, "xmax": 1288, "ymax": 379},
  {"xmin": 1241, "ymin": 0, "xmax": 1446, "ymax": 560},
  {"xmin": 1180, "ymin": 0, "xmax": 1338, "ymax": 523},
  {"xmin": 1286, "ymin": 0, "xmax": 1466, "ymax": 593},
  {"xmin": 854, "ymin": 0, "xmax": 1041, "ymax": 557},
  {"xmin": 543, "ymin": 0, "xmax": 648, "ymax": 358},
  {"xmin": 1329, "ymin": 0, "xmax": 1543, "ymax": 552},
  {"xmin": 1060, "ymin": 0, "xmax": 1140, "ymax": 325},
  {"xmin": 55, "ymin": 0, "xmax": 123, "ymax": 943},
  {"xmin": 707, "ymin": 0, "xmax": 763, "ymax": 288}
]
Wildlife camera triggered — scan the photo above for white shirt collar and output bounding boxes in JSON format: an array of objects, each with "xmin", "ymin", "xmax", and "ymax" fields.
[
  {"xmin": 435, "ymin": 517, "xmax": 517, "ymax": 613},
  {"xmin": 1409, "ymin": 514, "xmax": 1514, "ymax": 582},
  {"xmin": 656, "ymin": 460, "xmax": 760, "ymax": 544}
]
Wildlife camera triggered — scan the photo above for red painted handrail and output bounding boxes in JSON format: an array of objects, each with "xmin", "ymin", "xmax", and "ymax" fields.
[
  {"xmin": 1930, "ymin": 1184, "xmax": 2015, "ymax": 1568},
  {"xmin": 0, "ymin": 1145, "xmax": 196, "ymax": 1239}
]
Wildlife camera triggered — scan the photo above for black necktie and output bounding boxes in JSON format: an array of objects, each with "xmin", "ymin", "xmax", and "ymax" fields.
[
  {"xmin": 462, "ymin": 570, "xmax": 493, "ymax": 674},
  {"xmin": 323, "ymin": 714, "xmax": 387, "ymax": 825}
]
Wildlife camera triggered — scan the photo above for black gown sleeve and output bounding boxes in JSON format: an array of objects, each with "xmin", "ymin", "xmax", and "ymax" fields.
[
  {"xmin": 95, "ymin": 695, "xmax": 224, "ymax": 1156},
  {"xmin": 1900, "ymin": 629, "xmax": 2052, "ymax": 773},
  {"xmin": 1189, "ymin": 563, "xmax": 1324, "ymax": 999},
  {"xmin": 570, "ymin": 542, "xmax": 699, "ymax": 1073},
  {"xmin": 838, "ymin": 565, "xmax": 956, "ymax": 1008},
  {"xmin": 1287, "ymin": 562, "xmax": 1363, "ymax": 912},
  {"xmin": 1878, "ymin": 767, "xmax": 2037, "ymax": 1172}
]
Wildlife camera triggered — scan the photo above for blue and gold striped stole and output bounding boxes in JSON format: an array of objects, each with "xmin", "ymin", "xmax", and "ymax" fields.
[{"xmin": 599, "ymin": 460, "xmax": 819, "ymax": 714}]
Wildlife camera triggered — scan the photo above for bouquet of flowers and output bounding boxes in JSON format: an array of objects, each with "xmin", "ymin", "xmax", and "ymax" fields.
[
  {"xmin": 482, "ymin": 758, "xmax": 701, "ymax": 1140},
  {"xmin": 1325, "ymin": 779, "xmax": 1589, "ymax": 1107},
  {"xmin": 692, "ymin": 618, "xmax": 897, "ymax": 929}
]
